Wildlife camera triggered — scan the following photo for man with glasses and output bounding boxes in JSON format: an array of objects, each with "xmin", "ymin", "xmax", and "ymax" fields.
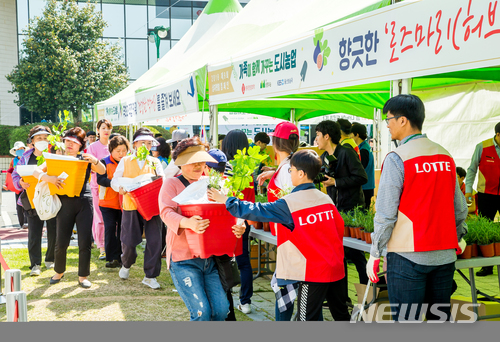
[{"xmin": 367, "ymin": 94, "xmax": 467, "ymax": 321}]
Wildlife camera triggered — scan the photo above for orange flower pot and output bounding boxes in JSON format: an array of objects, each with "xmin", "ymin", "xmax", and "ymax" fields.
[
  {"xmin": 495, "ymin": 242, "xmax": 500, "ymax": 257},
  {"xmin": 349, "ymin": 227, "xmax": 356, "ymax": 238},
  {"xmin": 459, "ymin": 245, "xmax": 472, "ymax": 259},
  {"xmin": 262, "ymin": 222, "xmax": 270, "ymax": 232},
  {"xmin": 364, "ymin": 231, "xmax": 372, "ymax": 244},
  {"xmin": 471, "ymin": 243, "xmax": 478, "ymax": 257},
  {"xmin": 479, "ymin": 244, "xmax": 495, "ymax": 258},
  {"xmin": 180, "ymin": 203, "xmax": 242, "ymax": 258},
  {"xmin": 355, "ymin": 227, "xmax": 362, "ymax": 240},
  {"xmin": 343, "ymin": 226, "xmax": 350, "ymax": 238},
  {"xmin": 360, "ymin": 229, "xmax": 366, "ymax": 241},
  {"xmin": 46, "ymin": 159, "xmax": 89, "ymax": 197},
  {"xmin": 21, "ymin": 175, "xmax": 38, "ymax": 208}
]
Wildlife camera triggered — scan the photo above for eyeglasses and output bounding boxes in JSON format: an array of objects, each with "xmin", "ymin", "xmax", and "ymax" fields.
[{"xmin": 385, "ymin": 116, "xmax": 402, "ymax": 124}]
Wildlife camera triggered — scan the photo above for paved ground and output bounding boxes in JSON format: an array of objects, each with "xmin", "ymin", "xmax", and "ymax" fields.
[{"xmin": 2, "ymin": 190, "xmax": 499, "ymax": 321}]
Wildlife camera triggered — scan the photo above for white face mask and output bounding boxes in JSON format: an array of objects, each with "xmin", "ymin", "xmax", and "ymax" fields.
[{"xmin": 34, "ymin": 141, "xmax": 49, "ymax": 152}]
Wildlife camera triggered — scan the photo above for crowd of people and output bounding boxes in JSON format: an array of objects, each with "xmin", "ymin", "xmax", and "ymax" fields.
[{"xmin": 3, "ymin": 94, "xmax": 499, "ymax": 321}]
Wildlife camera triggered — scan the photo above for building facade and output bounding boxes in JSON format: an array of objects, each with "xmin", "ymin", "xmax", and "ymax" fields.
[{"xmin": 0, "ymin": 0, "xmax": 247, "ymax": 126}]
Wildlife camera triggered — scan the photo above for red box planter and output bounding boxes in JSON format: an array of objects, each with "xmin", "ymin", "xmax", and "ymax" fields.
[
  {"xmin": 128, "ymin": 177, "xmax": 163, "ymax": 221},
  {"xmin": 180, "ymin": 203, "xmax": 243, "ymax": 259}
]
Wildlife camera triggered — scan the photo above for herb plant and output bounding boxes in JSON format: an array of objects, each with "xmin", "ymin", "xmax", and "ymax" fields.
[
  {"xmin": 36, "ymin": 111, "xmax": 70, "ymax": 166},
  {"xmin": 224, "ymin": 146, "xmax": 267, "ymax": 199}
]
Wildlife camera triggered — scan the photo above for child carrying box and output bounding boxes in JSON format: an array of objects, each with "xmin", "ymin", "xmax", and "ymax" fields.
[{"xmin": 208, "ymin": 149, "xmax": 350, "ymax": 321}]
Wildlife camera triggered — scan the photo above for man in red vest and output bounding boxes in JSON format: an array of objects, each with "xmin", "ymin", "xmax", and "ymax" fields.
[
  {"xmin": 367, "ymin": 94, "xmax": 468, "ymax": 321},
  {"xmin": 465, "ymin": 122, "xmax": 500, "ymax": 276}
]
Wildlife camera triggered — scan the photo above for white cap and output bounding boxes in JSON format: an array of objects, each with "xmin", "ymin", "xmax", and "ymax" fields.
[{"xmin": 10, "ymin": 141, "xmax": 26, "ymax": 156}]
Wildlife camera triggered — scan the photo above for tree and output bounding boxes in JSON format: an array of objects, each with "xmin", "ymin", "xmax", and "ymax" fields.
[{"xmin": 6, "ymin": 0, "xmax": 128, "ymax": 122}]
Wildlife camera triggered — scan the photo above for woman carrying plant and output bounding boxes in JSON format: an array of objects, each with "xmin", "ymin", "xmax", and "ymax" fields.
[
  {"xmin": 97, "ymin": 135, "xmax": 130, "ymax": 269},
  {"xmin": 86, "ymin": 119, "xmax": 113, "ymax": 261},
  {"xmin": 159, "ymin": 137, "xmax": 241, "ymax": 321},
  {"xmin": 35, "ymin": 127, "xmax": 105, "ymax": 288},
  {"xmin": 110, "ymin": 128, "xmax": 164, "ymax": 289},
  {"xmin": 221, "ymin": 129, "xmax": 256, "ymax": 315},
  {"xmin": 12, "ymin": 125, "xmax": 57, "ymax": 276},
  {"xmin": 256, "ymin": 121, "xmax": 300, "ymax": 321}
]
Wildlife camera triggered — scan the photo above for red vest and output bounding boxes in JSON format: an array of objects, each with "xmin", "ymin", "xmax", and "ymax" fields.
[
  {"xmin": 477, "ymin": 138, "xmax": 500, "ymax": 195},
  {"xmin": 98, "ymin": 156, "xmax": 120, "ymax": 210},
  {"xmin": 278, "ymin": 189, "xmax": 345, "ymax": 283},
  {"xmin": 267, "ymin": 163, "xmax": 288, "ymax": 236},
  {"xmin": 385, "ymin": 137, "xmax": 458, "ymax": 252}
]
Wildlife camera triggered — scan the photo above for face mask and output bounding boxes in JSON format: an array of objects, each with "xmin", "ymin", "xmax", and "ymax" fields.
[
  {"xmin": 34, "ymin": 141, "xmax": 49, "ymax": 152},
  {"xmin": 16, "ymin": 149, "xmax": 24, "ymax": 157}
]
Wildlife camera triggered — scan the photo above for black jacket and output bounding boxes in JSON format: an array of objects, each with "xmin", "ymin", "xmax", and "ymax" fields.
[{"xmin": 321, "ymin": 144, "xmax": 367, "ymax": 212}]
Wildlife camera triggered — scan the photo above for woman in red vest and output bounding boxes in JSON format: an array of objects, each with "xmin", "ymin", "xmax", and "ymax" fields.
[
  {"xmin": 96, "ymin": 135, "xmax": 130, "ymax": 269},
  {"xmin": 257, "ymin": 121, "xmax": 300, "ymax": 321}
]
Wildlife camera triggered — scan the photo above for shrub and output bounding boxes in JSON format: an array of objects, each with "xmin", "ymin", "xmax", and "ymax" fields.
[{"xmin": 0, "ymin": 125, "xmax": 14, "ymax": 155}]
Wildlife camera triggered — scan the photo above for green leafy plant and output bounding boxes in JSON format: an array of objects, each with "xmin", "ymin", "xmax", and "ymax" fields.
[
  {"xmin": 36, "ymin": 111, "xmax": 71, "ymax": 166},
  {"xmin": 363, "ymin": 209, "xmax": 375, "ymax": 233},
  {"xmin": 340, "ymin": 211, "xmax": 353, "ymax": 228},
  {"xmin": 224, "ymin": 146, "xmax": 267, "ymax": 199},
  {"xmin": 207, "ymin": 168, "xmax": 223, "ymax": 190},
  {"xmin": 350, "ymin": 206, "xmax": 365, "ymax": 228},
  {"xmin": 133, "ymin": 144, "xmax": 155, "ymax": 170},
  {"xmin": 255, "ymin": 194, "xmax": 268, "ymax": 203}
]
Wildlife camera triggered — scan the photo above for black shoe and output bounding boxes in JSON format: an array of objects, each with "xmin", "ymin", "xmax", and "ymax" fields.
[
  {"xmin": 476, "ymin": 267, "xmax": 493, "ymax": 277},
  {"xmin": 106, "ymin": 260, "xmax": 121, "ymax": 268},
  {"xmin": 49, "ymin": 274, "xmax": 64, "ymax": 285}
]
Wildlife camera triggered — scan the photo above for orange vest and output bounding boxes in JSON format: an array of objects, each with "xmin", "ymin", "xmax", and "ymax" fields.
[
  {"xmin": 98, "ymin": 156, "xmax": 120, "ymax": 210},
  {"xmin": 122, "ymin": 155, "xmax": 156, "ymax": 211}
]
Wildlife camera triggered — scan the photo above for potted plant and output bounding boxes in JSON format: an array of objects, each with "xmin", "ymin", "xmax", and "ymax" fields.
[
  {"xmin": 465, "ymin": 216, "xmax": 480, "ymax": 257},
  {"xmin": 128, "ymin": 144, "xmax": 163, "ymax": 221},
  {"xmin": 363, "ymin": 210, "xmax": 375, "ymax": 244},
  {"xmin": 43, "ymin": 113, "xmax": 89, "ymax": 197},
  {"xmin": 492, "ymin": 223, "xmax": 500, "ymax": 256},
  {"xmin": 180, "ymin": 146, "xmax": 266, "ymax": 258},
  {"xmin": 351, "ymin": 206, "xmax": 364, "ymax": 240},
  {"xmin": 476, "ymin": 215, "xmax": 495, "ymax": 258},
  {"xmin": 339, "ymin": 211, "xmax": 351, "ymax": 237}
]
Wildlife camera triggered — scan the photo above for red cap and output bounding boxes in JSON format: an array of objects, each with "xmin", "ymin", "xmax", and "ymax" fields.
[{"xmin": 268, "ymin": 122, "xmax": 299, "ymax": 140}]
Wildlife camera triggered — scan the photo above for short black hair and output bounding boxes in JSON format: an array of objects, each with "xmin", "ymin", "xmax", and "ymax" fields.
[
  {"xmin": 495, "ymin": 122, "xmax": 500, "ymax": 134},
  {"xmin": 290, "ymin": 149, "xmax": 322, "ymax": 181},
  {"xmin": 456, "ymin": 167, "xmax": 466, "ymax": 179},
  {"xmin": 218, "ymin": 134, "xmax": 226, "ymax": 142},
  {"xmin": 154, "ymin": 133, "xmax": 163, "ymax": 138},
  {"xmin": 155, "ymin": 137, "xmax": 171, "ymax": 159},
  {"xmin": 86, "ymin": 130, "xmax": 96, "ymax": 137},
  {"xmin": 315, "ymin": 120, "xmax": 341, "ymax": 145},
  {"xmin": 254, "ymin": 132, "xmax": 270, "ymax": 144},
  {"xmin": 351, "ymin": 123, "xmax": 368, "ymax": 141},
  {"xmin": 221, "ymin": 129, "xmax": 249, "ymax": 161},
  {"xmin": 383, "ymin": 94, "xmax": 425, "ymax": 131},
  {"xmin": 337, "ymin": 119, "xmax": 352, "ymax": 135}
]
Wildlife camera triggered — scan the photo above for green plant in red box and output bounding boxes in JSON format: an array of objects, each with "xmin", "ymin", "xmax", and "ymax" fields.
[{"xmin": 224, "ymin": 145, "xmax": 267, "ymax": 199}]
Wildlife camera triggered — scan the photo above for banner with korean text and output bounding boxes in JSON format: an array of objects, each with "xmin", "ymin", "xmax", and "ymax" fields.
[
  {"xmin": 208, "ymin": 0, "xmax": 500, "ymax": 105},
  {"xmin": 100, "ymin": 74, "xmax": 199, "ymax": 125}
]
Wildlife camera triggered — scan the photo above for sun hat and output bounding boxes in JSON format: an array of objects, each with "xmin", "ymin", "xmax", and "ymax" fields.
[
  {"xmin": 10, "ymin": 141, "xmax": 26, "ymax": 156},
  {"xmin": 174, "ymin": 145, "xmax": 218, "ymax": 166},
  {"xmin": 133, "ymin": 135, "xmax": 160, "ymax": 147},
  {"xmin": 268, "ymin": 122, "xmax": 299, "ymax": 140},
  {"xmin": 166, "ymin": 129, "xmax": 189, "ymax": 143}
]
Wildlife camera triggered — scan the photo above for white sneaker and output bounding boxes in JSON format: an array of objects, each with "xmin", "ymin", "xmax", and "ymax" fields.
[
  {"xmin": 30, "ymin": 265, "xmax": 41, "ymax": 276},
  {"xmin": 119, "ymin": 266, "xmax": 130, "ymax": 280},
  {"xmin": 142, "ymin": 277, "xmax": 161, "ymax": 289},
  {"xmin": 238, "ymin": 303, "xmax": 252, "ymax": 314},
  {"xmin": 45, "ymin": 261, "xmax": 54, "ymax": 269}
]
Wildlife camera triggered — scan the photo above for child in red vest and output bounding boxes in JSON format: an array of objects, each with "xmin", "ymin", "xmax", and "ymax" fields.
[{"xmin": 208, "ymin": 149, "xmax": 350, "ymax": 321}]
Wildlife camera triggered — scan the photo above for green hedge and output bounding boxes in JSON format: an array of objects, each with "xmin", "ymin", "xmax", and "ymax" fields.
[{"xmin": 1, "ymin": 122, "xmax": 171, "ymax": 155}]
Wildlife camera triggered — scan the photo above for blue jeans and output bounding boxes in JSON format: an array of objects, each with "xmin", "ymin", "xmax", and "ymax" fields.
[
  {"xmin": 386, "ymin": 252, "xmax": 455, "ymax": 321},
  {"xmin": 169, "ymin": 257, "xmax": 229, "ymax": 321},
  {"xmin": 235, "ymin": 222, "xmax": 253, "ymax": 305}
]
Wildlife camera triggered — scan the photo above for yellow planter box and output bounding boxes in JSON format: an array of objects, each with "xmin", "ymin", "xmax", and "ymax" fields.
[
  {"xmin": 21, "ymin": 175, "xmax": 38, "ymax": 208},
  {"xmin": 46, "ymin": 159, "xmax": 89, "ymax": 197},
  {"xmin": 451, "ymin": 295, "xmax": 500, "ymax": 321}
]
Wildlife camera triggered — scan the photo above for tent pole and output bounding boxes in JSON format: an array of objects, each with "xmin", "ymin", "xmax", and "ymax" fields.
[
  {"xmin": 290, "ymin": 108, "xmax": 296, "ymax": 125},
  {"xmin": 210, "ymin": 105, "xmax": 218, "ymax": 148}
]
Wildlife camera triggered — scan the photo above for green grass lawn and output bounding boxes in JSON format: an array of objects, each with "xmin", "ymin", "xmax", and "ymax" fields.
[{"xmin": 0, "ymin": 246, "xmax": 252, "ymax": 321}]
